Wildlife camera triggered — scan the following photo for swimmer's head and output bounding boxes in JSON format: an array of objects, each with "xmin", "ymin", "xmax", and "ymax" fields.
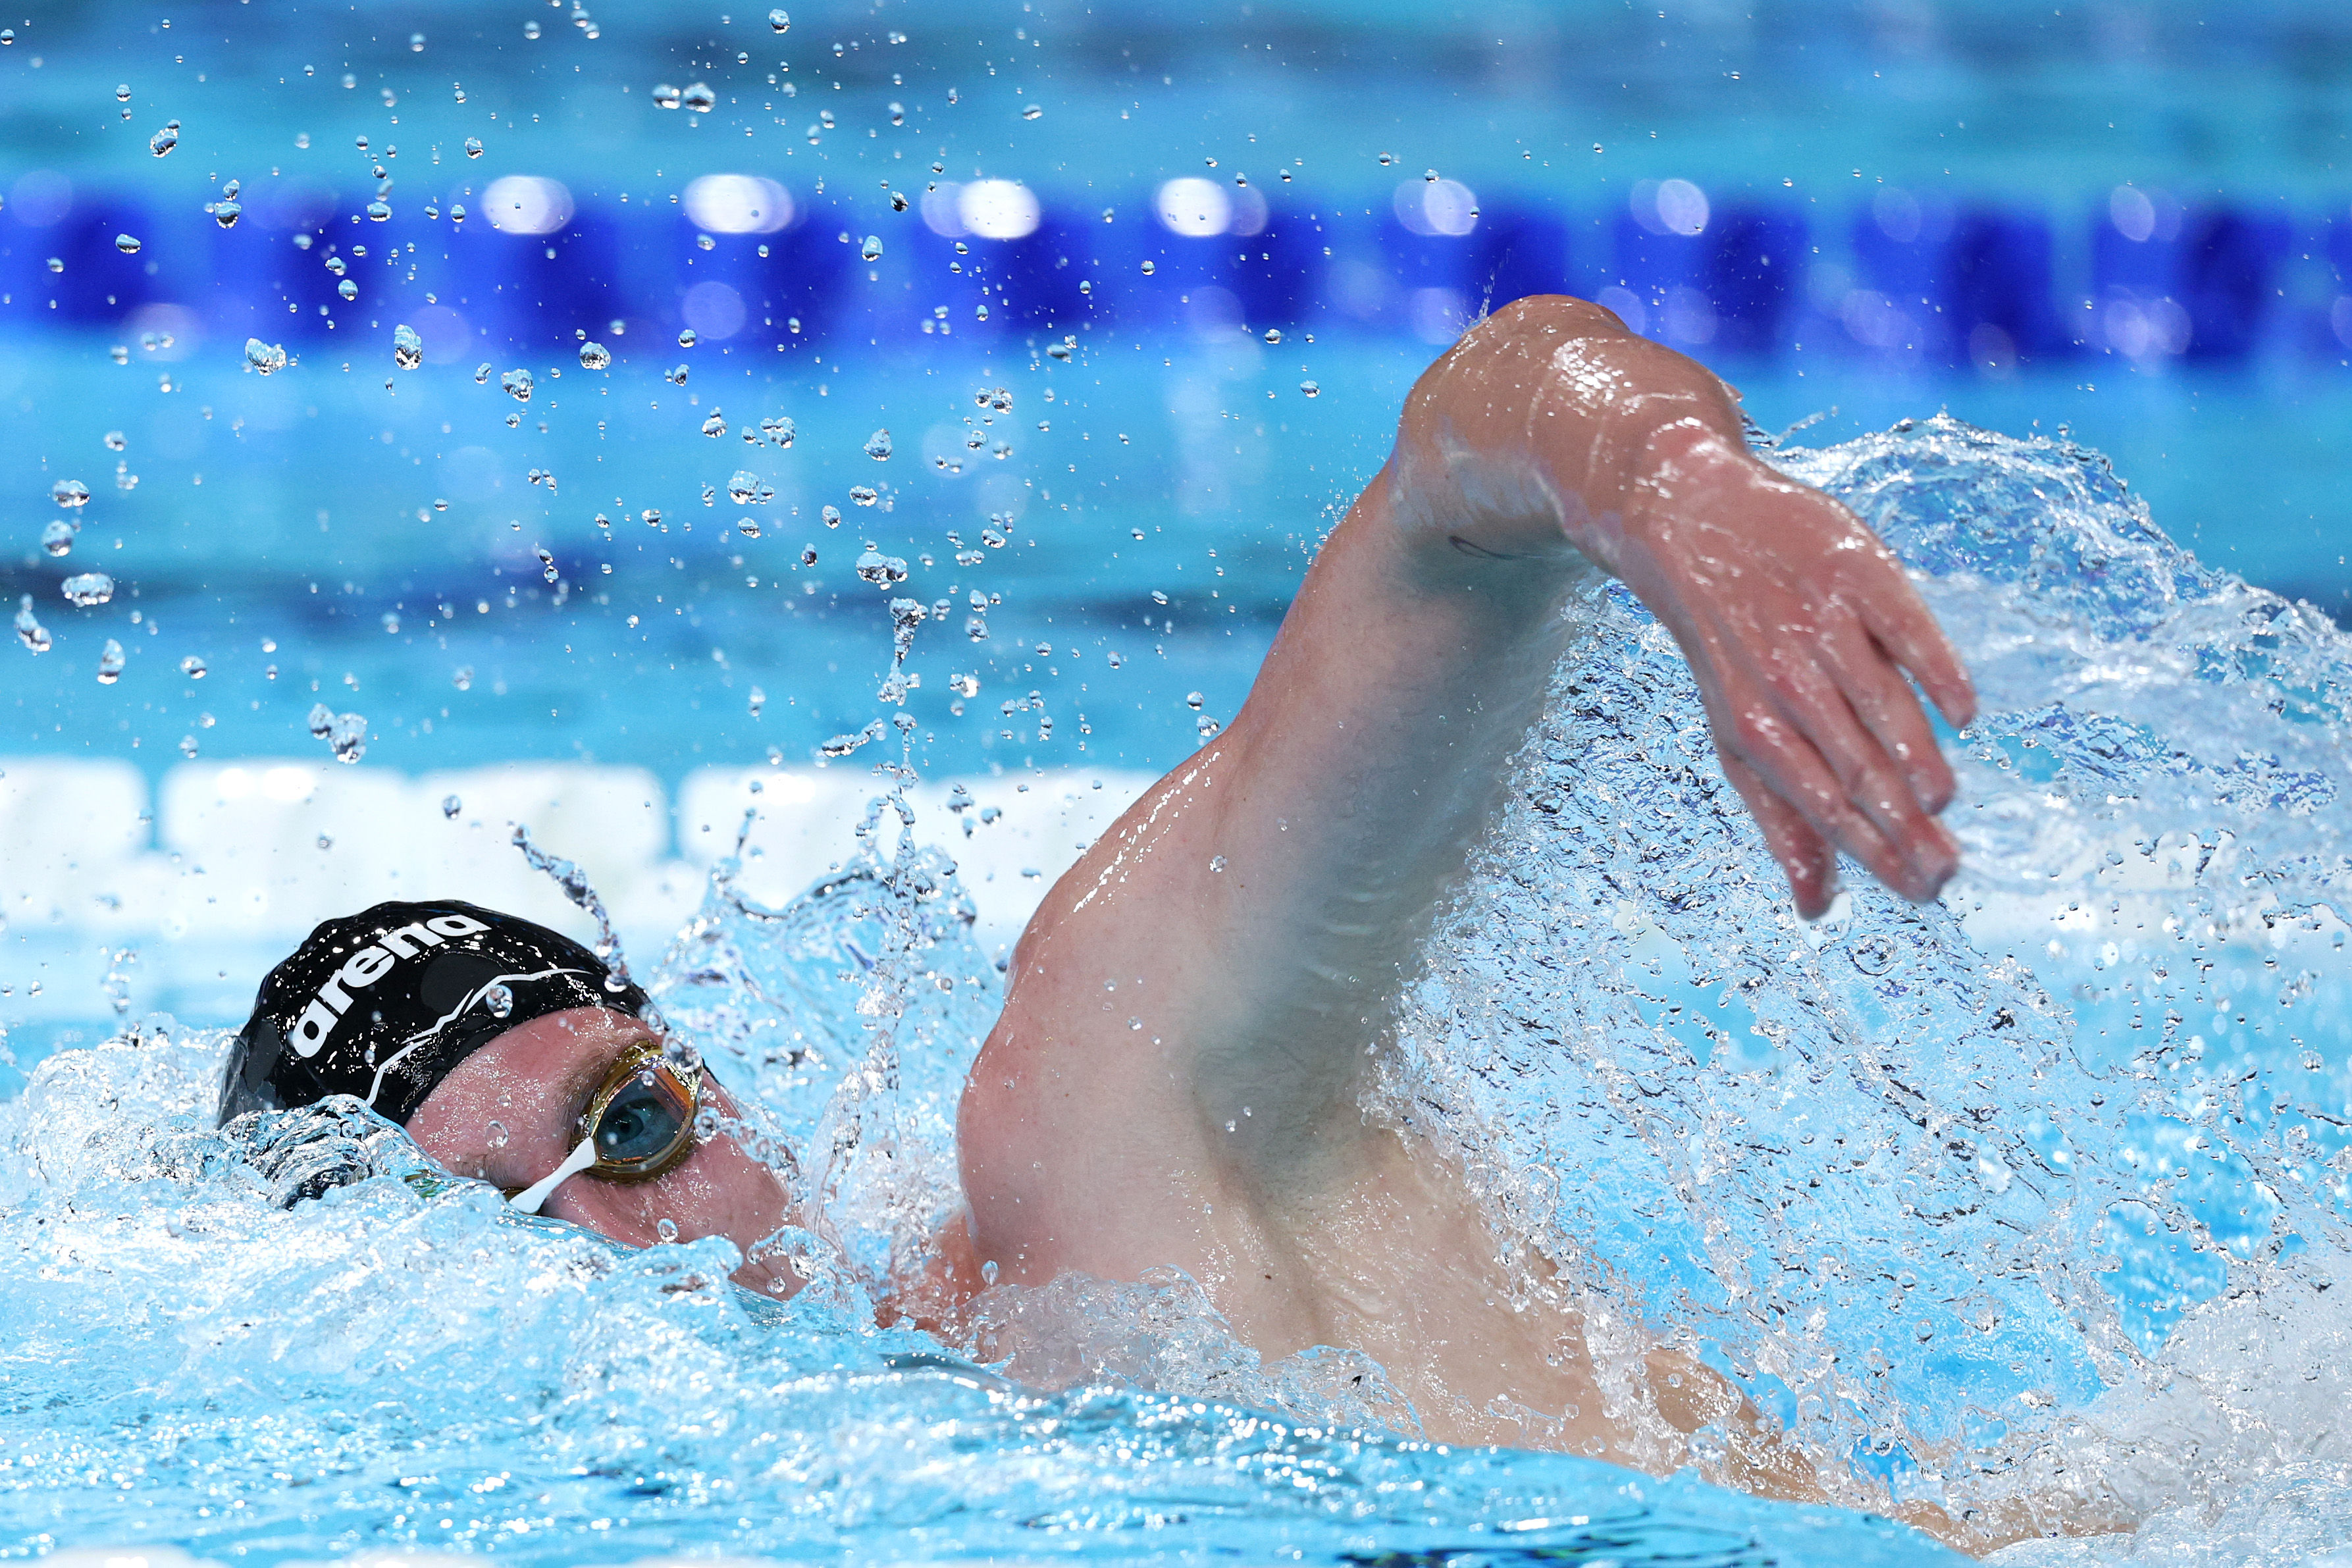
[
  {"xmin": 226, "ymin": 901, "xmax": 801, "ymax": 1296},
  {"xmin": 221, "ymin": 899, "xmax": 649, "ymax": 1126}
]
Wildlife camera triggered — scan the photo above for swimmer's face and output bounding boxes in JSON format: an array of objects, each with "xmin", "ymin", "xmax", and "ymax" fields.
[{"xmin": 404, "ymin": 1005, "xmax": 802, "ymax": 1297}]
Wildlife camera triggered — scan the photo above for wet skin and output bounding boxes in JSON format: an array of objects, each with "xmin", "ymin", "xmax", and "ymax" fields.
[
  {"xmin": 403, "ymin": 1005, "xmax": 802, "ymax": 1299},
  {"xmin": 404, "ymin": 298, "xmax": 2046, "ymax": 1548}
]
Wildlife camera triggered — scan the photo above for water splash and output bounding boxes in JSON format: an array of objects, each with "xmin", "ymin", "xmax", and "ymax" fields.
[
  {"xmin": 1374, "ymin": 415, "xmax": 2349, "ymax": 1548},
  {"xmin": 0, "ymin": 417, "xmax": 2343, "ymax": 1566}
]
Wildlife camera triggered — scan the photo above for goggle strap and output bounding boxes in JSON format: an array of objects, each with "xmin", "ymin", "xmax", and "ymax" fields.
[{"xmin": 510, "ymin": 1135, "xmax": 596, "ymax": 1215}]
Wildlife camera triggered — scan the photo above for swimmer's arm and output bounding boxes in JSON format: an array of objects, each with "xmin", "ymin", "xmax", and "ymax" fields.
[{"xmin": 961, "ymin": 296, "xmax": 1975, "ymax": 1278}]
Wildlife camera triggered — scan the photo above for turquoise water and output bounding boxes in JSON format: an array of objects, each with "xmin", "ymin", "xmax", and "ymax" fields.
[{"xmin": 5, "ymin": 419, "xmax": 2348, "ymax": 1567}]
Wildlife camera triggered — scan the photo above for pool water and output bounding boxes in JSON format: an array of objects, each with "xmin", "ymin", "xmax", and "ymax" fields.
[{"xmin": 4, "ymin": 5, "xmax": 2351, "ymax": 1565}]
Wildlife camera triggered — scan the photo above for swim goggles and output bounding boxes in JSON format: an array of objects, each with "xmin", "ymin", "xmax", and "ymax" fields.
[{"xmin": 508, "ymin": 1040, "xmax": 704, "ymax": 1213}]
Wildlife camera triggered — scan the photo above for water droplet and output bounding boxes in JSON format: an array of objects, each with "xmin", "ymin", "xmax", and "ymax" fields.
[
  {"xmin": 854, "ymin": 548, "xmax": 908, "ymax": 587},
  {"xmin": 326, "ymin": 711, "xmax": 367, "ymax": 764},
  {"xmin": 1139, "ymin": 259, "xmax": 1156, "ymax": 275},
  {"xmin": 768, "ymin": 7, "xmax": 790, "ymax": 32},
  {"xmin": 950, "ymin": 671, "xmax": 980, "ymax": 698},
  {"xmin": 14, "ymin": 595, "xmax": 51, "ymax": 654},
  {"xmin": 760, "ymin": 414, "xmax": 795, "ymax": 447},
  {"xmin": 1377, "ymin": 151, "xmax": 1394, "ymax": 165},
  {"xmin": 798, "ymin": 545, "xmax": 817, "ymax": 565},
  {"xmin": 114, "ymin": 232, "xmax": 141, "ymax": 255},
  {"xmin": 453, "ymin": 665, "xmax": 474, "ymax": 691},
  {"xmin": 736, "ymin": 517, "xmax": 762, "ymax": 539},
  {"xmin": 500, "ymin": 367, "xmax": 535, "ymax": 402},
  {"xmin": 747, "ymin": 685, "xmax": 766, "ymax": 718},
  {"xmin": 682, "ymin": 82, "xmax": 716, "ymax": 113},
  {"xmin": 859, "ymin": 233, "xmax": 883, "ymax": 262},
  {"xmin": 39, "ymin": 521, "xmax": 73, "ymax": 558},
  {"xmin": 677, "ymin": 327, "xmax": 698, "ymax": 348},
  {"xmin": 244, "ymin": 338, "xmax": 289, "ymax": 375},
  {"xmin": 148, "ymin": 121, "xmax": 180, "ymax": 157},
  {"xmin": 1197, "ymin": 715, "xmax": 1222, "ymax": 739},
  {"xmin": 523, "ymin": 18, "xmax": 541, "ymax": 38},
  {"xmin": 1299, "ymin": 379, "xmax": 1320, "ymax": 397},
  {"xmin": 365, "ymin": 199, "xmax": 391, "ymax": 222},
  {"xmin": 103, "ymin": 431, "xmax": 126, "ymax": 452},
  {"xmin": 442, "ymin": 793, "xmax": 462, "ymax": 818},
  {"xmin": 1022, "ymin": 103, "xmax": 1043, "ymax": 120},
  {"xmin": 890, "ymin": 190, "xmax": 908, "ymax": 211},
  {"xmin": 1263, "ymin": 327, "xmax": 1283, "ymax": 344},
  {"xmin": 655, "ymin": 1217, "xmax": 679, "ymax": 1243},
  {"xmin": 180, "ymin": 655, "xmax": 207, "ymax": 679},
  {"xmin": 392, "ymin": 323, "xmax": 423, "ymax": 370},
  {"xmin": 484, "ymin": 1118, "xmax": 509, "ymax": 1150},
  {"xmin": 820, "ymin": 504, "xmax": 841, "ymax": 529},
  {"xmin": 848, "ymin": 484, "xmax": 878, "ymax": 506},
  {"xmin": 474, "ymin": 362, "xmax": 493, "ymax": 384},
  {"xmin": 577, "ymin": 341, "xmax": 611, "ymax": 371},
  {"xmin": 115, "ymin": 84, "xmax": 131, "ymax": 102},
  {"xmin": 652, "ymin": 82, "xmax": 683, "ymax": 109},
  {"xmin": 1210, "ymin": 855, "xmax": 1228, "ymax": 873},
  {"xmin": 51, "ymin": 479, "xmax": 90, "ymax": 510},
  {"xmin": 862, "ymin": 428, "xmax": 892, "ymax": 461},
  {"xmin": 700, "ymin": 409, "xmax": 727, "ymax": 438},
  {"xmin": 665, "ymin": 362, "xmax": 691, "ymax": 385},
  {"xmin": 535, "ymin": 546, "xmax": 558, "ymax": 584},
  {"xmin": 211, "ymin": 197, "xmax": 241, "ymax": 228},
  {"xmin": 95, "ymin": 639, "xmax": 124, "ymax": 683},
  {"xmin": 60, "ymin": 573, "xmax": 113, "ymax": 608},
  {"xmin": 463, "ymin": 136, "xmax": 483, "ymax": 157},
  {"xmin": 1150, "ymin": 590, "xmax": 1169, "ymax": 606},
  {"xmin": 483, "ymin": 981, "xmax": 514, "ymax": 1018}
]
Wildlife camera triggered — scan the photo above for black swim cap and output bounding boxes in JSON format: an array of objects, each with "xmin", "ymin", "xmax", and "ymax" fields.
[{"xmin": 219, "ymin": 899, "xmax": 649, "ymax": 1128}]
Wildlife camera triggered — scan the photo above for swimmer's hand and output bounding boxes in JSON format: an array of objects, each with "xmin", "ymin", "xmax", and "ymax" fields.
[{"xmin": 1609, "ymin": 421, "xmax": 1977, "ymax": 918}]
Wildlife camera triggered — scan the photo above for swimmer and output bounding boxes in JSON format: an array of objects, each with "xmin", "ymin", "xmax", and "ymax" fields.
[{"xmin": 222, "ymin": 297, "xmax": 2039, "ymax": 1546}]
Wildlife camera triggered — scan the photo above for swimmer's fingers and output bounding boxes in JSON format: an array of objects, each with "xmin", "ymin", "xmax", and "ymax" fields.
[
  {"xmin": 1716, "ymin": 676, "xmax": 1941, "ymax": 904},
  {"xmin": 1852, "ymin": 560, "xmax": 1977, "ymax": 730},
  {"xmin": 1816, "ymin": 614, "xmax": 1958, "ymax": 814},
  {"xmin": 1719, "ymin": 752, "xmax": 1837, "ymax": 919},
  {"xmin": 1755, "ymin": 651, "xmax": 1958, "ymax": 901}
]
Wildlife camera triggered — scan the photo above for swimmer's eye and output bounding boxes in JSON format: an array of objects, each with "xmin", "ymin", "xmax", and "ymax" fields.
[{"xmin": 575, "ymin": 1040, "xmax": 701, "ymax": 1183}]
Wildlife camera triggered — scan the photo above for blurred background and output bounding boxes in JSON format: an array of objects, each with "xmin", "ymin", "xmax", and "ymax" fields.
[{"xmin": 3, "ymin": 0, "xmax": 2347, "ymax": 1063}]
